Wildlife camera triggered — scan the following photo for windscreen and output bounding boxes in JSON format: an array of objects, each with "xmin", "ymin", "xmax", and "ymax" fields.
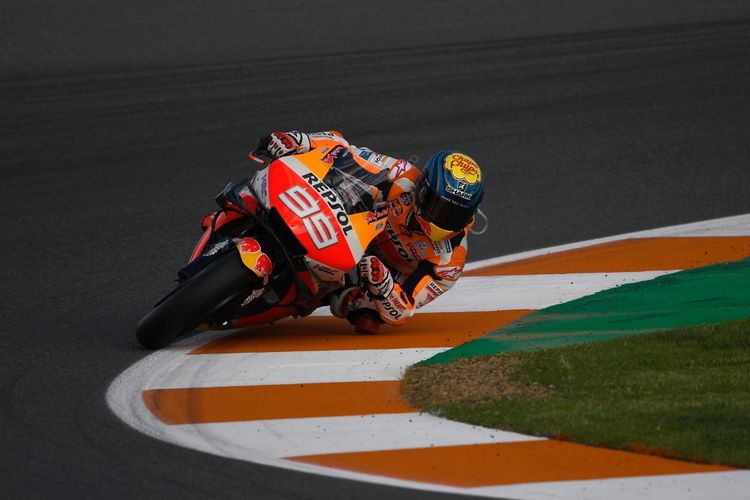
[
  {"xmin": 318, "ymin": 146, "xmax": 386, "ymax": 214},
  {"xmin": 323, "ymin": 167, "xmax": 379, "ymax": 214}
]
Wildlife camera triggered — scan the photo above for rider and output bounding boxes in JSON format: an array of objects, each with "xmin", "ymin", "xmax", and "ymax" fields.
[{"xmin": 259, "ymin": 130, "xmax": 484, "ymax": 332}]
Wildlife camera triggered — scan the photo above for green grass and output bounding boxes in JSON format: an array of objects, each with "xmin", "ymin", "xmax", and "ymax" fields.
[{"xmin": 404, "ymin": 318, "xmax": 750, "ymax": 467}]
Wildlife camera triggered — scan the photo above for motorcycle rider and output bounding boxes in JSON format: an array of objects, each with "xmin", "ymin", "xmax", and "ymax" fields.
[{"xmin": 258, "ymin": 130, "xmax": 484, "ymax": 332}]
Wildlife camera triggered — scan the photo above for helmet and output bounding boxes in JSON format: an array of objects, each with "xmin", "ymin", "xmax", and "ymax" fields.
[{"xmin": 414, "ymin": 150, "xmax": 484, "ymax": 241}]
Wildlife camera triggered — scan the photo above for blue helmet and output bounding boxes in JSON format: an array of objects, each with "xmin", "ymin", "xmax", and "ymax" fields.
[{"xmin": 414, "ymin": 150, "xmax": 484, "ymax": 241}]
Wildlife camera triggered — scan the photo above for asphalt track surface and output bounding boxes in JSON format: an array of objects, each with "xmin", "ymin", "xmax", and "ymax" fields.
[{"xmin": 2, "ymin": 2, "xmax": 750, "ymax": 498}]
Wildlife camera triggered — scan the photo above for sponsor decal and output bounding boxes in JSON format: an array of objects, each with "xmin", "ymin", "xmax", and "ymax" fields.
[
  {"xmin": 251, "ymin": 168, "xmax": 269, "ymax": 207},
  {"xmin": 407, "ymin": 242, "xmax": 425, "ymax": 260},
  {"xmin": 399, "ymin": 192, "xmax": 414, "ymax": 206},
  {"xmin": 359, "ymin": 149, "xmax": 373, "ymax": 160},
  {"xmin": 435, "ymin": 265, "xmax": 462, "ymax": 280},
  {"xmin": 445, "ymin": 181, "xmax": 473, "ymax": 200},
  {"xmin": 385, "ymin": 222, "xmax": 412, "ymax": 262},
  {"xmin": 204, "ymin": 239, "xmax": 231, "ymax": 256},
  {"xmin": 444, "ymin": 153, "xmax": 481, "ymax": 184},
  {"xmin": 387, "ymin": 197, "xmax": 404, "ymax": 217},
  {"xmin": 311, "ymin": 262, "xmax": 339, "ymax": 276},
  {"xmin": 308, "ymin": 259, "xmax": 344, "ymax": 283},
  {"xmin": 387, "ymin": 159, "xmax": 412, "ymax": 181},
  {"xmin": 309, "ymin": 131, "xmax": 336, "ymax": 139},
  {"xmin": 322, "ymin": 145, "xmax": 347, "ymax": 166},
  {"xmin": 300, "ymin": 172, "xmax": 354, "ymax": 236},
  {"xmin": 366, "ymin": 204, "xmax": 389, "ymax": 224},
  {"xmin": 431, "ymin": 239, "xmax": 453, "ymax": 256},
  {"xmin": 376, "ymin": 221, "xmax": 385, "ymax": 231},
  {"xmin": 241, "ymin": 288, "xmax": 265, "ymax": 308},
  {"xmin": 381, "ymin": 300, "xmax": 401, "ymax": 318},
  {"xmin": 427, "ymin": 280, "xmax": 445, "ymax": 296},
  {"xmin": 278, "ymin": 185, "xmax": 339, "ymax": 250},
  {"xmin": 380, "ymin": 289, "xmax": 407, "ymax": 318},
  {"xmin": 370, "ymin": 153, "xmax": 387, "ymax": 167},
  {"xmin": 236, "ymin": 237, "xmax": 273, "ymax": 284}
]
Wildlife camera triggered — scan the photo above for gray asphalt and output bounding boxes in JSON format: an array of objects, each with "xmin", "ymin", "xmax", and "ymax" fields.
[{"xmin": 1, "ymin": 1, "xmax": 749, "ymax": 498}]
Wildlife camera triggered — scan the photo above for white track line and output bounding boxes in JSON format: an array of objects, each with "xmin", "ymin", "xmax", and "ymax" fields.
[
  {"xmin": 157, "ymin": 413, "xmax": 541, "ymax": 459},
  {"xmin": 143, "ymin": 348, "xmax": 449, "ymax": 389}
]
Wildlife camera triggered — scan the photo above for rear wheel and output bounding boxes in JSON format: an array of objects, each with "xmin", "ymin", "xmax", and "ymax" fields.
[{"xmin": 136, "ymin": 250, "xmax": 258, "ymax": 349}]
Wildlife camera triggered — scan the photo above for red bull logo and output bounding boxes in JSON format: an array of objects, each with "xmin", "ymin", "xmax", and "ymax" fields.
[
  {"xmin": 236, "ymin": 237, "xmax": 273, "ymax": 284},
  {"xmin": 366, "ymin": 205, "xmax": 389, "ymax": 224},
  {"xmin": 322, "ymin": 145, "xmax": 346, "ymax": 166},
  {"xmin": 444, "ymin": 153, "xmax": 481, "ymax": 185}
]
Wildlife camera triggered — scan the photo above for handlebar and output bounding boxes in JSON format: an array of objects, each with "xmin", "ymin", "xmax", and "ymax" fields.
[{"xmin": 249, "ymin": 137, "xmax": 277, "ymax": 166}]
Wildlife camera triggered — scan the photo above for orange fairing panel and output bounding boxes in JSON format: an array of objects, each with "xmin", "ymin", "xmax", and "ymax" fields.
[
  {"xmin": 348, "ymin": 210, "xmax": 388, "ymax": 259},
  {"xmin": 289, "ymin": 148, "xmax": 333, "ymax": 180}
]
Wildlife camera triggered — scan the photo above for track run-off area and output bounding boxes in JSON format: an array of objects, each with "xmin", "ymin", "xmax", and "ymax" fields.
[{"xmin": 108, "ymin": 213, "xmax": 750, "ymax": 499}]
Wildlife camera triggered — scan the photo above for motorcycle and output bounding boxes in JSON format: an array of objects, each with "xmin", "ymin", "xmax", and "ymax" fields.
[{"xmin": 136, "ymin": 144, "xmax": 389, "ymax": 349}]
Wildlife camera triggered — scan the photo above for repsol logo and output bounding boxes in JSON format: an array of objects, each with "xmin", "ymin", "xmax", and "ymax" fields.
[
  {"xmin": 381, "ymin": 296, "xmax": 406, "ymax": 318},
  {"xmin": 302, "ymin": 172, "xmax": 353, "ymax": 235},
  {"xmin": 385, "ymin": 222, "xmax": 411, "ymax": 262}
]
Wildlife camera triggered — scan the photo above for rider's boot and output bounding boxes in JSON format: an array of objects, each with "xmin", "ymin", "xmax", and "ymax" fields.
[
  {"xmin": 329, "ymin": 287, "xmax": 381, "ymax": 334},
  {"xmin": 350, "ymin": 309, "xmax": 381, "ymax": 335}
]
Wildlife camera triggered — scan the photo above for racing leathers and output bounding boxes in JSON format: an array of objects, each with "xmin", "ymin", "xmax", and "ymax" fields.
[{"xmin": 262, "ymin": 130, "xmax": 470, "ymax": 326}]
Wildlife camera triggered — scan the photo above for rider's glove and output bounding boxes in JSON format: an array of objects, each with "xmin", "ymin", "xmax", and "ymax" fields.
[
  {"xmin": 358, "ymin": 255, "xmax": 394, "ymax": 298},
  {"xmin": 264, "ymin": 131, "xmax": 310, "ymax": 158}
]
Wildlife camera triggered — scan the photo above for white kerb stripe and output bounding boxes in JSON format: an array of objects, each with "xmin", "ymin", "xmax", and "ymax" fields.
[
  {"xmin": 469, "ymin": 470, "xmax": 750, "ymax": 500},
  {"xmin": 143, "ymin": 348, "xmax": 448, "ymax": 389},
  {"xmin": 419, "ymin": 271, "xmax": 673, "ymax": 312},
  {"xmin": 155, "ymin": 412, "xmax": 542, "ymax": 459}
]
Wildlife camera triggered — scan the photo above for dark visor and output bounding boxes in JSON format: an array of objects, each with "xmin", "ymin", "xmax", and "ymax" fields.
[{"xmin": 416, "ymin": 181, "xmax": 476, "ymax": 232}]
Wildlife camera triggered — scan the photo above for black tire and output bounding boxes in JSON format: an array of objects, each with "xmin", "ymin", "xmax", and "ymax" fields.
[{"xmin": 136, "ymin": 250, "xmax": 258, "ymax": 349}]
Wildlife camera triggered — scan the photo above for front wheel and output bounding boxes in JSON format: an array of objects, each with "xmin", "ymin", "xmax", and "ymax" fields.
[{"xmin": 136, "ymin": 250, "xmax": 258, "ymax": 349}]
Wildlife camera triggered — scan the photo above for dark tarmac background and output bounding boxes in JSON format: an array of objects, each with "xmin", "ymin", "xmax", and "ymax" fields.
[{"xmin": 1, "ymin": 1, "xmax": 749, "ymax": 498}]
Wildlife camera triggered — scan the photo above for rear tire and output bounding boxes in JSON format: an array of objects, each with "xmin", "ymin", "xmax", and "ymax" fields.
[{"xmin": 136, "ymin": 250, "xmax": 258, "ymax": 349}]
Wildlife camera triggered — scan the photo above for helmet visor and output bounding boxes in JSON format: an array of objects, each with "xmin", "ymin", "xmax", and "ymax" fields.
[
  {"xmin": 415, "ymin": 212, "xmax": 459, "ymax": 241},
  {"xmin": 416, "ymin": 181, "xmax": 476, "ymax": 232}
]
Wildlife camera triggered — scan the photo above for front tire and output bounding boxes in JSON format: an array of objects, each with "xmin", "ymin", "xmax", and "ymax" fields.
[{"xmin": 136, "ymin": 250, "xmax": 258, "ymax": 349}]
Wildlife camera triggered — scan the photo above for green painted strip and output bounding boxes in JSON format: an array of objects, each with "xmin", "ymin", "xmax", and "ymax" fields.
[{"xmin": 423, "ymin": 257, "xmax": 750, "ymax": 365}]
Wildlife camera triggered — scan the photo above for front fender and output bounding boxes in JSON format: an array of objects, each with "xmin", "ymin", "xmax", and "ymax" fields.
[{"xmin": 189, "ymin": 210, "xmax": 245, "ymax": 262}]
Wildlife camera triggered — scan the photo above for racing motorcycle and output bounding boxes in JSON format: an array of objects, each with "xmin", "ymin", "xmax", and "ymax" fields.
[{"xmin": 135, "ymin": 145, "xmax": 389, "ymax": 349}]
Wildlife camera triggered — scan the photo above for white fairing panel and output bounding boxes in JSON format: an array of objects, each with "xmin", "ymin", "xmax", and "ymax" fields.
[{"xmin": 251, "ymin": 167, "xmax": 270, "ymax": 208}]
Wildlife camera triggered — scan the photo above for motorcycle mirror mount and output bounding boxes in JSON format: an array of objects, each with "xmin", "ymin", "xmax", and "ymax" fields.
[{"xmin": 248, "ymin": 146, "xmax": 276, "ymax": 167}]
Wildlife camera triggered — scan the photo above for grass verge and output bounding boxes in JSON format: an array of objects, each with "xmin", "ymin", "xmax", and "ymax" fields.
[{"xmin": 403, "ymin": 318, "xmax": 750, "ymax": 467}]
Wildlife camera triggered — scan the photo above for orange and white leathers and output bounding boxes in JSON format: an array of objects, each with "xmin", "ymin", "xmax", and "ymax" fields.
[{"xmin": 270, "ymin": 130, "xmax": 469, "ymax": 325}]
